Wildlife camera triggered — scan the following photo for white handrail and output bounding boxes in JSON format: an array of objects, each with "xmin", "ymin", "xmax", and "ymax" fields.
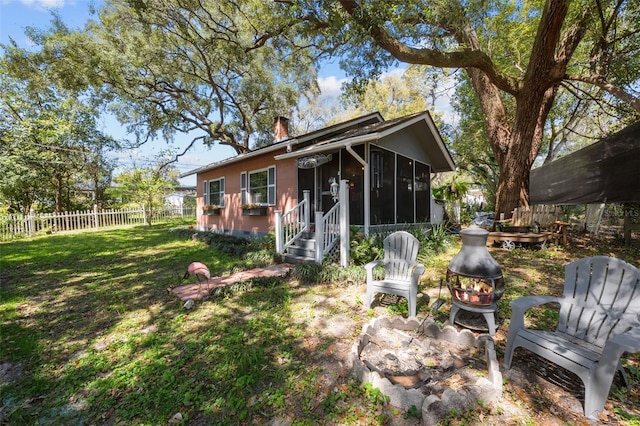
[
  {"xmin": 276, "ymin": 190, "xmax": 310, "ymax": 254},
  {"xmin": 321, "ymin": 202, "xmax": 340, "ymax": 255},
  {"xmin": 315, "ymin": 201, "xmax": 340, "ymax": 263}
]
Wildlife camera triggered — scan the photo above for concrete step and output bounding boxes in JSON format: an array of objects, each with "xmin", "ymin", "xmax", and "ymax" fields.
[
  {"xmin": 286, "ymin": 244, "xmax": 315, "ymax": 259},
  {"xmin": 283, "ymin": 252, "xmax": 315, "ymax": 265},
  {"xmin": 291, "ymin": 236, "xmax": 316, "ymax": 250}
]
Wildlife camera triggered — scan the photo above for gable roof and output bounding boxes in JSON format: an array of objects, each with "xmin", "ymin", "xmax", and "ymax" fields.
[
  {"xmin": 181, "ymin": 110, "xmax": 455, "ymax": 177},
  {"xmin": 274, "ymin": 110, "xmax": 455, "ymax": 172},
  {"xmin": 180, "ymin": 112, "xmax": 384, "ymax": 178}
]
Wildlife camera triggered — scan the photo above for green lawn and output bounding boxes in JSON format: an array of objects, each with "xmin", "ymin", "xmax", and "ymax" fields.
[
  {"xmin": 0, "ymin": 223, "xmax": 394, "ymax": 424},
  {"xmin": 1, "ymin": 223, "xmax": 639, "ymax": 425}
]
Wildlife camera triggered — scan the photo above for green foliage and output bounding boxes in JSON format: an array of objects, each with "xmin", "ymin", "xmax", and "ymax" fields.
[
  {"xmin": 291, "ymin": 261, "xmax": 324, "ymax": 284},
  {"xmin": 349, "ymin": 226, "xmax": 384, "ymax": 265},
  {"xmin": 0, "ymin": 57, "xmax": 117, "ymax": 213},
  {"xmin": 341, "ymin": 64, "xmax": 444, "ymax": 120},
  {"xmin": 169, "ymin": 228, "xmax": 264, "ymax": 260},
  {"xmin": 292, "ymin": 262, "xmax": 366, "ymax": 286},
  {"xmin": 314, "ymin": 0, "xmax": 640, "ymax": 217},
  {"xmin": 112, "ymin": 165, "xmax": 178, "ymax": 224},
  {"xmin": 25, "ymin": 0, "xmax": 319, "ymax": 154},
  {"xmin": 318, "ymin": 265, "xmax": 366, "ymax": 286},
  {"xmin": 1, "ymin": 223, "xmax": 638, "ymax": 424},
  {"xmin": 421, "ymin": 223, "xmax": 452, "ymax": 255}
]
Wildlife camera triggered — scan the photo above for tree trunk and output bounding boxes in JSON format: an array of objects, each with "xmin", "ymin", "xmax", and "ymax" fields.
[{"xmin": 54, "ymin": 175, "xmax": 63, "ymax": 214}]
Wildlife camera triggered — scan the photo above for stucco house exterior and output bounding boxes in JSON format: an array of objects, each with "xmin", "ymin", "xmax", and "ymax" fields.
[{"xmin": 182, "ymin": 111, "xmax": 455, "ymax": 249}]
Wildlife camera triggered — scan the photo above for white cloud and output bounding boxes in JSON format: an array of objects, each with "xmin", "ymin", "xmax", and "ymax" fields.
[
  {"xmin": 317, "ymin": 75, "xmax": 348, "ymax": 99},
  {"xmin": 19, "ymin": 0, "xmax": 67, "ymax": 9}
]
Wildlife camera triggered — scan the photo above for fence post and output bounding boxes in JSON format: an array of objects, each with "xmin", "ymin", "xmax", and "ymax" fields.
[
  {"xmin": 142, "ymin": 205, "xmax": 147, "ymax": 225},
  {"xmin": 94, "ymin": 204, "xmax": 99, "ymax": 230},
  {"xmin": 275, "ymin": 210, "xmax": 283, "ymax": 254},
  {"xmin": 28, "ymin": 209, "xmax": 35, "ymax": 237}
]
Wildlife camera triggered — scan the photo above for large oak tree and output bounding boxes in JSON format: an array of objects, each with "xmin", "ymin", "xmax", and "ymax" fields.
[
  {"xmin": 306, "ymin": 0, "xmax": 640, "ymax": 217},
  {"xmin": 29, "ymin": 0, "xmax": 320, "ymax": 158}
]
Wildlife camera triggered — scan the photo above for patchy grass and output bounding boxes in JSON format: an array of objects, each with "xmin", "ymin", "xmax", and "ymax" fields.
[{"xmin": 1, "ymin": 224, "xmax": 638, "ymax": 425}]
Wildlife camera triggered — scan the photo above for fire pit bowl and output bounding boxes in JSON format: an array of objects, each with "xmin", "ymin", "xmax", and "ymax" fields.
[
  {"xmin": 446, "ymin": 227, "xmax": 505, "ymax": 308},
  {"xmin": 352, "ymin": 316, "xmax": 502, "ymax": 425},
  {"xmin": 445, "ymin": 227, "xmax": 506, "ymax": 335}
]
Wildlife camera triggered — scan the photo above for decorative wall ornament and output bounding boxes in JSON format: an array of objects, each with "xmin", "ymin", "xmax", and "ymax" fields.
[{"xmin": 296, "ymin": 153, "xmax": 332, "ymax": 169}]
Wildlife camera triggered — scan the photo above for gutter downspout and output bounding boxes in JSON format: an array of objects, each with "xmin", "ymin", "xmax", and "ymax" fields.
[{"xmin": 345, "ymin": 142, "xmax": 370, "ymax": 237}]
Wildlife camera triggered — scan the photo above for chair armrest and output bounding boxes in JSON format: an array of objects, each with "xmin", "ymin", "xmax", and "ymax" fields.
[
  {"xmin": 364, "ymin": 259, "xmax": 383, "ymax": 272},
  {"xmin": 413, "ymin": 263, "xmax": 425, "ymax": 282},
  {"xmin": 365, "ymin": 260, "xmax": 384, "ymax": 283},
  {"xmin": 510, "ymin": 295, "xmax": 561, "ymax": 311},
  {"xmin": 508, "ymin": 295, "xmax": 562, "ymax": 334},
  {"xmin": 606, "ymin": 327, "xmax": 640, "ymax": 354}
]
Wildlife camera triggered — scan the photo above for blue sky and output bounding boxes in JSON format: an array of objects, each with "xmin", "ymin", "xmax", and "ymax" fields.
[{"xmin": 0, "ymin": 0, "xmax": 350, "ymax": 186}]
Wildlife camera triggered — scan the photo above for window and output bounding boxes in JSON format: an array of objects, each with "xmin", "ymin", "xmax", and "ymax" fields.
[
  {"xmin": 242, "ymin": 166, "xmax": 276, "ymax": 206},
  {"xmin": 369, "ymin": 146, "xmax": 395, "ymax": 224},
  {"xmin": 204, "ymin": 177, "xmax": 225, "ymax": 207},
  {"xmin": 396, "ymin": 154, "xmax": 414, "ymax": 223},
  {"xmin": 415, "ymin": 162, "xmax": 431, "ymax": 222}
]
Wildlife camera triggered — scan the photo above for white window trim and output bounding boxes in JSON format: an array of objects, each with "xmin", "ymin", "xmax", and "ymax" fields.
[
  {"xmin": 241, "ymin": 171, "xmax": 247, "ymax": 205},
  {"xmin": 204, "ymin": 177, "xmax": 226, "ymax": 207},
  {"xmin": 203, "ymin": 180, "xmax": 209, "ymax": 206},
  {"xmin": 243, "ymin": 165, "xmax": 276, "ymax": 206}
]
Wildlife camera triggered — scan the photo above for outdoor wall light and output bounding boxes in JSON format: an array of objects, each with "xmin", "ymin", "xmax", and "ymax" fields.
[{"xmin": 329, "ymin": 177, "xmax": 339, "ymax": 202}]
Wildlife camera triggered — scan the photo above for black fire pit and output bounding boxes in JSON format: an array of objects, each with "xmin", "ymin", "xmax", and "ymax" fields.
[{"xmin": 446, "ymin": 227, "xmax": 505, "ymax": 336}]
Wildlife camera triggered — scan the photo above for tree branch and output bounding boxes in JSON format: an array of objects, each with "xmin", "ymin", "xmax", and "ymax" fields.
[
  {"xmin": 337, "ymin": 0, "xmax": 520, "ymax": 95},
  {"xmin": 565, "ymin": 74, "xmax": 640, "ymax": 112}
]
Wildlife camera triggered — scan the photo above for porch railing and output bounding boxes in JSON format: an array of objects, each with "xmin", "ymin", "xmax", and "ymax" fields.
[
  {"xmin": 315, "ymin": 202, "xmax": 340, "ymax": 263},
  {"xmin": 274, "ymin": 180, "xmax": 349, "ymax": 266},
  {"xmin": 275, "ymin": 190, "xmax": 310, "ymax": 254}
]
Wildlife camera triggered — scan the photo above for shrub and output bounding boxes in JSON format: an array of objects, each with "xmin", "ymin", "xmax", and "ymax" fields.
[
  {"xmin": 291, "ymin": 261, "xmax": 323, "ymax": 284},
  {"xmin": 349, "ymin": 226, "xmax": 384, "ymax": 265},
  {"xmin": 318, "ymin": 265, "xmax": 366, "ymax": 286}
]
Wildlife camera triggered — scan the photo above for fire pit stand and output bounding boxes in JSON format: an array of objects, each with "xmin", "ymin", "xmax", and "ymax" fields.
[{"xmin": 449, "ymin": 300, "xmax": 497, "ymax": 336}]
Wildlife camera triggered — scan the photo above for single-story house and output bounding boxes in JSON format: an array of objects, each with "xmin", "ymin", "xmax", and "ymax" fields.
[
  {"xmin": 164, "ymin": 186, "xmax": 196, "ymax": 208},
  {"xmin": 181, "ymin": 111, "xmax": 455, "ymax": 256}
]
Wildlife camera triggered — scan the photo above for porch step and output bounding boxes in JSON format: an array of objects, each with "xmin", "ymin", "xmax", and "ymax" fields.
[
  {"xmin": 283, "ymin": 233, "xmax": 316, "ymax": 264},
  {"xmin": 283, "ymin": 252, "xmax": 315, "ymax": 265}
]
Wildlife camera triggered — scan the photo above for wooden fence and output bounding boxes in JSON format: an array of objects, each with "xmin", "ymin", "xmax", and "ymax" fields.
[{"xmin": 0, "ymin": 205, "xmax": 195, "ymax": 241}]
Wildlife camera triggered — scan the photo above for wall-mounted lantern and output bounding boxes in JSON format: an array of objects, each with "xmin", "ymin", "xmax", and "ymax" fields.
[{"xmin": 329, "ymin": 177, "xmax": 339, "ymax": 202}]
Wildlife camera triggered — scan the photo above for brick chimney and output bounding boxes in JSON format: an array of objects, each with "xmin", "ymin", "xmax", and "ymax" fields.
[{"xmin": 273, "ymin": 116, "xmax": 289, "ymax": 142}]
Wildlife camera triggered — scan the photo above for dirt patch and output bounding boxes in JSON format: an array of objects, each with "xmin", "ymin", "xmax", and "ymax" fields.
[
  {"xmin": 0, "ymin": 361, "xmax": 24, "ymax": 383},
  {"xmin": 295, "ymin": 281, "xmax": 637, "ymax": 425}
]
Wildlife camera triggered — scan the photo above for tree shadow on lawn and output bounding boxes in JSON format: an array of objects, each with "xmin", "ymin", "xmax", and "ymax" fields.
[
  {"xmin": 2, "ymin": 226, "xmax": 638, "ymax": 424},
  {"xmin": 0, "ymin": 226, "xmax": 382, "ymax": 424}
]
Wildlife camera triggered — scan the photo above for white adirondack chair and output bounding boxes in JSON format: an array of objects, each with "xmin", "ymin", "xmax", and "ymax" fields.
[
  {"xmin": 503, "ymin": 256, "xmax": 640, "ymax": 419},
  {"xmin": 365, "ymin": 231, "xmax": 425, "ymax": 318}
]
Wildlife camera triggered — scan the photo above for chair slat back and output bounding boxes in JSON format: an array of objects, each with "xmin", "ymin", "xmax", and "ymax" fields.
[
  {"xmin": 559, "ymin": 256, "xmax": 640, "ymax": 348},
  {"xmin": 383, "ymin": 231, "xmax": 420, "ymax": 282}
]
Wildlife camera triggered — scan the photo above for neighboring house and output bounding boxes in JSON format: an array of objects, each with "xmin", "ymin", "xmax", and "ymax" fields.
[
  {"xmin": 164, "ymin": 186, "xmax": 196, "ymax": 208},
  {"xmin": 182, "ymin": 111, "xmax": 455, "ymax": 258}
]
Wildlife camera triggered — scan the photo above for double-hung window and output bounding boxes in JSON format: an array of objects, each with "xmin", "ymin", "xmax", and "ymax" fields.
[
  {"xmin": 241, "ymin": 166, "xmax": 276, "ymax": 206},
  {"xmin": 204, "ymin": 177, "xmax": 225, "ymax": 207}
]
